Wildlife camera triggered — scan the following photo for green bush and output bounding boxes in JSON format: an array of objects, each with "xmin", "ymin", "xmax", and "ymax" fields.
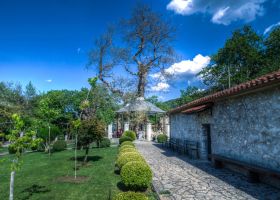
[
  {"xmin": 121, "ymin": 161, "xmax": 152, "ymax": 190},
  {"xmin": 123, "ymin": 131, "xmax": 136, "ymax": 141},
  {"xmin": 99, "ymin": 138, "xmax": 111, "ymax": 148},
  {"xmin": 119, "ymin": 136, "xmax": 133, "ymax": 144},
  {"xmin": 52, "ymin": 140, "xmax": 67, "ymax": 152},
  {"xmin": 116, "ymin": 152, "xmax": 145, "ymax": 169},
  {"xmin": 8, "ymin": 145, "xmax": 22, "ymax": 154},
  {"xmin": 157, "ymin": 134, "xmax": 168, "ymax": 143},
  {"xmin": 113, "ymin": 191, "xmax": 148, "ymax": 200},
  {"xmin": 119, "ymin": 144, "xmax": 136, "ymax": 152},
  {"xmin": 119, "ymin": 148, "xmax": 138, "ymax": 155},
  {"xmin": 120, "ymin": 141, "xmax": 134, "ymax": 147}
]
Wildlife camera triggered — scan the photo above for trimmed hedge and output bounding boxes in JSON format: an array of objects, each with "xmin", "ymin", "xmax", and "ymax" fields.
[
  {"xmin": 119, "ymin": 148, "xmax": 138, "ymax": 155},
  {"xmin": 121, "ymin": 161, "xmax": 152, "ymax": 190},
  {"xmin": 116, "ymin": 152, "xmax": 145, "ymax": 169},
  {"xmin": 52, "ymin": 140, "xmax": 67, "ymax": 152},
  {"xmin": 157, "ymin": 134, "xmax": 168, "ymax": 143},
  {"xmin": 99, "ymin": 138, "xmax": 111, "ymax": 148},
  {"xmin": 123, "ymin": 131, "xmax": 136, "ymax": 141},
  {"xmin": 119, "ymin": 145, "xmax": 136, "ymax": 152},
  {"xmin": 119, "ymin": 136, "xmax": 133, "ymax": 144},
  {"xmin": 113, "ymin": 191, "xmax": 148, "ymax": 200},
  {"xmin": 120, "ymin": 141, "xmax": 134, "ymax": 147}
]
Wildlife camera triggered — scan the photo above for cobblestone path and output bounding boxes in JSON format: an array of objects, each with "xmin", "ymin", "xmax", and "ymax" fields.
[{"xmin": 135, "ymin": 141, "xmax": 280, "ymax": 200}]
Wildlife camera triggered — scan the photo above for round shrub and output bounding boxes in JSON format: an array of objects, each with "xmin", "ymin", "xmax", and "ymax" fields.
[
  {"xmin": 123, "ymin": 130, "xmax": 136, "ymax": 141},
  {"xmin": 8, "ymin": 145, "xmax": 21, "ymax": 154},
  {"xmin": 157, "ymin": 134, "xmax": 168, "ymax": 143},
  {"xmin": 119, "ymin": 136, "xmax": 133, "ymax": 144},
  {"xmin": 116, "ymin": 152, "xmax": 145, "ymax": 169},
  {"xmin": 113, "ymin": 191, "xmax": 148, "ymax": 200},
  {"xmin": 119, "ymin": 148, "xmax": 138, "ymax": 155},
  {"xmin": 120, "ymin": 141, "xmax": 134, "ymax": 147},
  {"xmin": 52, "ymin": 140, "xmax": 67, "ymax": 152},
  {"xmin": 99, "ymin": 137, "xmax": 111, "ymax": 148},
  {"xmin": 119, "ymin": 144, "xmax": 136, "ymax": 152},
  {"xmin": 121, "ymin": 161, "xmax": 152, "ymax": 190}
]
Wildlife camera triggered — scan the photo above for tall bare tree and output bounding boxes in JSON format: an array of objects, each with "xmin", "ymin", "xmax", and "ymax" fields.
[{"xmin": 88, "ymin": 4, "xmax": 176, "ymax": 98}]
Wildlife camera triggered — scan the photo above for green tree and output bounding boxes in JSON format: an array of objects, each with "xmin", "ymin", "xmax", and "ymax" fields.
[
  {"xmin": 6, "ymin": 114, "xmax": 42, "ymax": 200},
  {"xmin": 198, "ymin": 26, "xmax": 264, "ymax": 90},
  {"xmin": 264, "ymin": 27, "xmax": 280, "ymax": 74},
  {"xmin": 37, "ymin": 96, "xmax": 60, "ymax": 154},
  {"xmin": 78, "ymin": 118, "xmax": 105, "ymax": 163}
]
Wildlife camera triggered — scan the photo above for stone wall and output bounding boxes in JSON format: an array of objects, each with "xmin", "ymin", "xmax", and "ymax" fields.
[
  {"xmin": 211, "ymin": 86, "xmax": 280, "ymax": 171},
  {"xmin": 170, "ymin": 86, "xmax": 280, "ymax": 171}
]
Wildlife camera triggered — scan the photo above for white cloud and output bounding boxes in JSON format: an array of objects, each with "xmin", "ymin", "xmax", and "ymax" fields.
[
  {"xmin": 264, "ymin": 21, "xmax": 280, "ymax": 35},
  {"xmin": 46, "ymin": 79, "xmax": 52, "ymax": 83},
  {"xmin": 150, "ymin": 82, "xmax": 170, "ymax": 92},
  {"xmin": 165, "ymin": 54, "xmax": 210, "ymax": 75},
  {"xmin": 167, "ymin": 0, "xmax": 266, "ymax": 25}
]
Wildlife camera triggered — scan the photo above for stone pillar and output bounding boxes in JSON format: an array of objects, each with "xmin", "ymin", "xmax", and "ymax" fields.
[
  {"xmin": 146, "ymin": 123, "xmax": 152, "ymax": 141},
  {"xmin": 200, "ymin": 125, "xmax": 208, "ymax": 160},
  {"xmin": 64, "ymin": 134, "xmax": 68, "ymax": 141},
  {"xmin": 164, "ymin": 116, "xmax": 170, "ymax": 138},
  {"xmin": 108, "ymin": 123, "xmax": 113, "ymax": 139},
  {"xmin": 124, "ymin": 122, "xmax": 129, "ymax": 131}
]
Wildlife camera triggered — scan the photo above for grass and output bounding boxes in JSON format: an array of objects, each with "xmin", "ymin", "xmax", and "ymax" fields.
[
  {"xmin": 0, "ymin": 146, "xmax": 8, "ymax": 153},
  {"xmin": 0, "ymin": 147, "xmax": 121, "ymax": 200}
]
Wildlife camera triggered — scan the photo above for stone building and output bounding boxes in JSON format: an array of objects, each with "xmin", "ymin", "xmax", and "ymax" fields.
[{"xmin": 168, "ymin": 70, "xmax": 280, "ymax": 185}]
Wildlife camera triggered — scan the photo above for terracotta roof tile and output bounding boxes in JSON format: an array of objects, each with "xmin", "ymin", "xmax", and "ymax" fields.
[{"xmin": 169, "ymin": 70, "xmax": 280, "ymax": 114}]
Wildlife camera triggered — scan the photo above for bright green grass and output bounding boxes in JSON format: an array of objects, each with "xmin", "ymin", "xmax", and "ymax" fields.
[{"xmin": 0, "ymin": 147, "xmax": 121, "ymax": 200}]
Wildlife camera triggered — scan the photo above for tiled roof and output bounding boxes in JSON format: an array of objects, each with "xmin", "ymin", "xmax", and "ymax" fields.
[{"xmin": 169, "ymin": 70, "xmax": 280, "ymax": 114}]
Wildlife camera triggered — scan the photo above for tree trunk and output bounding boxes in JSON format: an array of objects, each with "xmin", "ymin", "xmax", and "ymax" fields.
[
  {"xmin": 9, "ymin": 171, "xmax": 15, "ymax": 200},
  {"xmin": 75, "ymin": 133, "xmax": 77, "ymax": 179},
  {"xmin": 137, "ymin": 70, "xmax": 147, "ymax": 97},
  {"xmin": 83, "ymin": 147, "xmax": 89, "ymax": 164}
]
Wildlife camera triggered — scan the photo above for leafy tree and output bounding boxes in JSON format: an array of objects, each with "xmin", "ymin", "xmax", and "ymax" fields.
[
  {"xmin": 88, "ymin": 4, "xmax": 176, "ymax": 98},
  {"xmin": 179, "ymin": 86, "xmax": 206, "ymax": 104},
  {"xmin": 5, "ymin": 114, "xmax": 42, "ymax": 200},
  {"xmin": 37, "ymin": 96, "xmax": 61, "ymax": 154},
  {"xmin": 198, "ymin": 26, "xmax": 264, "ymax": 90},
  {"xmin": 78, "ymin": 118, "xmax": 105, "ymax": 163},
  {"xmin": 264, "ymin": 27, "xmax": 280, "ymax": 74}
]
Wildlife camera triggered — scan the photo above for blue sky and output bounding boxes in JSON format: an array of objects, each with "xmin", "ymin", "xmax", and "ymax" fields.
[{"xmin": 0, "ymin": 0, "xmax": 280, "ymax": 100}]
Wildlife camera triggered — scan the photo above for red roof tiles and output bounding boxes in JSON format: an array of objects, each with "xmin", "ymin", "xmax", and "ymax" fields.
[{"xmin": 169, "ymin": 70, "xmax": 280, "ymax": 114}]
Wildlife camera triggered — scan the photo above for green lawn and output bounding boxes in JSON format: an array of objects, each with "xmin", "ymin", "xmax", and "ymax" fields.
[
  {"xmin": 0, "ymin": 146, "xmax": 8, "ymax": 153},
  {"xmin": 0, "ymin": 147, "xmax": 121, "ymax": 200}
]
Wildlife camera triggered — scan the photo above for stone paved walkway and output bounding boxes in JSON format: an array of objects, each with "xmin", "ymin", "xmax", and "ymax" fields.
[{"xmin": 135, "ymin": 141, "xmax": 280, "ymax": 200}]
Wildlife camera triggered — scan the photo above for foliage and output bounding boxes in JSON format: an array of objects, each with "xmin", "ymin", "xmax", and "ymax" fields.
[
  {"xmin": 116, "ymin": 152, "xmax": 145, "ymax": 169},
  {"xmin": 120, "ymin": 161, "xmax": 152, "ymax": 190},
  {"xmin": 5, "ymin": 114, "xmax": 42, "ymax": 170},
  {"xmin": 99, "ymin": 137, "xmax": 111, "ymax": 148},
  {"xmin": 52, "ymin": 140, "xmax": 67, "ymax": 152},
  {"xmin": 78, "ymin": 118, "xmax": 105, "ymax": 162},
  {"xmin": 264, "ymin": 27, "xmax": 280, "ymax": 74},
  {"xmin": 157, "ymin": 134, "xmax": 168, "ymax": 143},
  {"xmin": 119, "ymin": 136, "xmax": 133, "ymax": 144},
  {"xmin": 120, "ymin": 141, "xmax": 134, "ymax": 147},
  {"xmin": 119, "ymin": 148, "xmax": 138, "ymax": 156},
  {"xmin": 8, "ymin": 144, "xmax": 22, "ymax": 154},
  {"xmin": 119, "ymin": 145, "xmax": 136, "ymax": 152},
  {"xmin": 37, "ymin": 125, "xmax": 61, "ymax": 142},
  {"xmin": 123, "ymin": 131, "xmax": 136, "ymax": 141},
  {"xmin": 198, "ymin": 25, "xmax": 280, "ymax": 91},
  {"xmin": 114, "ymin": 191, "xmax": 148, "ymax": 200}
]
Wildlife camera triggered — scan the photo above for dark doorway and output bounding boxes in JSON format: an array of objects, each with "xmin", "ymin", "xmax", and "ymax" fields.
[{"xmin": 203, "ymin": 124, "xmax": 212, "ymax": 160}]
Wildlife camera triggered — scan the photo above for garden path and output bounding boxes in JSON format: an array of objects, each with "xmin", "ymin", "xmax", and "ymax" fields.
[{"xmin": 135, "ymin": 141, "xmax": 280, "ymax": 200}]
